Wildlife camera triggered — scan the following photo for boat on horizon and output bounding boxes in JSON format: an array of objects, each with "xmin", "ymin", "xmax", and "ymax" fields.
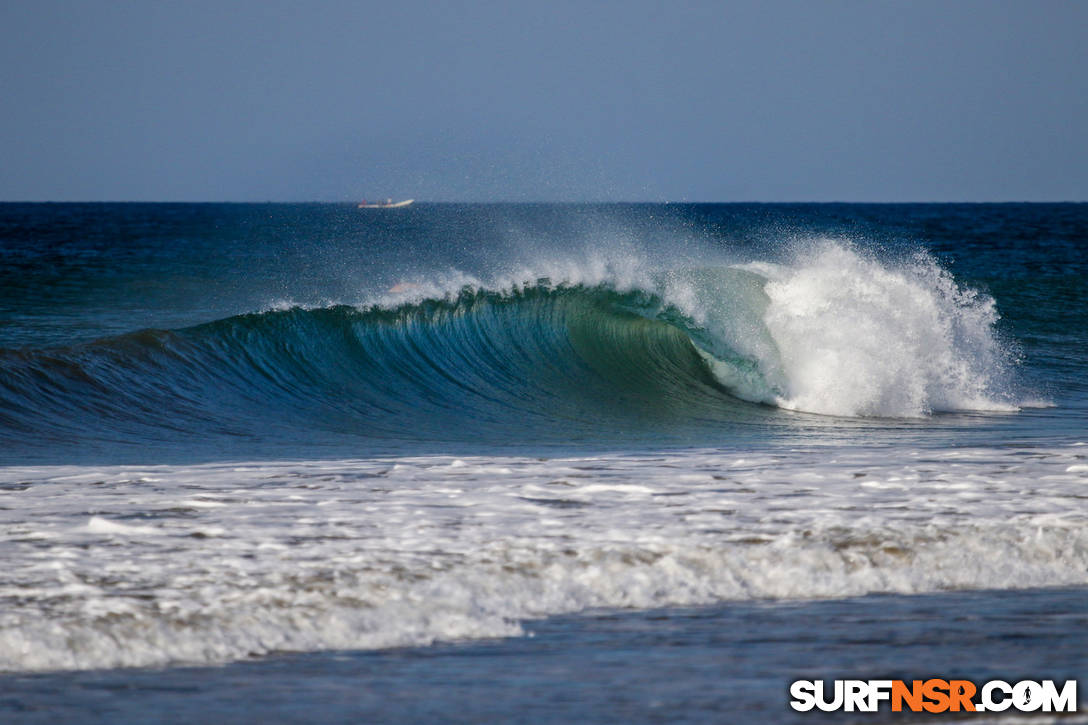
[{"xmin": 357, "ymin": 198, "xmax": 414, "ymax": 209}]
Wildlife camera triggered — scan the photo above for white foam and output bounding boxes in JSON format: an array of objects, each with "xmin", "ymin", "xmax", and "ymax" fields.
[
  {"xmin": 85, "ymin": 516, "xmax": 160, "ymax": 536},
  {"xmin": 2, "ymin": 443, "xmax": 1086, "ymax": 672},
  {"xmin": 725, "ymin": 242, "xmax": 1019, "ymax": 416}
]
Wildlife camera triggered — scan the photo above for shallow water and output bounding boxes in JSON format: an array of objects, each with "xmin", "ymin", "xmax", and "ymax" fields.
[{"xmin": 3, "ymin": 587, "xmax": 1085, "ymax": 723}]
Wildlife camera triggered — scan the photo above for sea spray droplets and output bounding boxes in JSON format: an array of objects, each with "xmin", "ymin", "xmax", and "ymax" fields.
[
  {"xmin": 731, "ymin": 242, "xmax": 1016, "ymax": 417},
  {"xmin": 366, "ymin": 239, "xmax": 1021, "ymax": 419}
]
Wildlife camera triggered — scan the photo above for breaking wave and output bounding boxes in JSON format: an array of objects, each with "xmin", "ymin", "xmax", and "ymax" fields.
[{"xmin": 0, "ymin": 241, "xmax": 1020, "ymax": 453}]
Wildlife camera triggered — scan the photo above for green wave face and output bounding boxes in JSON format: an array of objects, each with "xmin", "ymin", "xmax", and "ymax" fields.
[
  {"xmin": 0, "ymin": 241, "xmax": 1020, "ymax": 456},
  {"xmin": 0, "ymin": 279, "xmax": 778, "ymax": 452},
  {"xmin": 334, "ymin": 280, "xmax": 778, "ymax": 437}
]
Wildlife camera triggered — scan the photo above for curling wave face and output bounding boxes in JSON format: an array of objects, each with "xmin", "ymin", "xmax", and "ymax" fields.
[{"xmin": 0, "ymin": 241, "xmax": 1020, "ymax": 458}]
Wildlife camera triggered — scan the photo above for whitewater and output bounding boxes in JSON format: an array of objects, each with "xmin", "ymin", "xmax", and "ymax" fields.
[{"xmin": 4, "ymin": 443, "xmax": 1087, "ymax": 672}]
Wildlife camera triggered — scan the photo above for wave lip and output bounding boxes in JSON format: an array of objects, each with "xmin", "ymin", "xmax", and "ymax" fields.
[
  {"xmin": 742, "ymin": 242, "xmax": 1018, "ymax": 417},
  {"xmin": 0, "ymin": 241, "xmax": 1025, "ymax": 455}
]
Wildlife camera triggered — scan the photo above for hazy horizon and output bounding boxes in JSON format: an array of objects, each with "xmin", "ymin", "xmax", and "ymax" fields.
[{"xmin": 3, "ymin": 199, "xmax": 1087, "ymax": 205}]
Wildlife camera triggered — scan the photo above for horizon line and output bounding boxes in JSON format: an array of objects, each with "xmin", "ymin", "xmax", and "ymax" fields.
[{"xmin": 2, "ymin": 199, "xmax": 1086, "ymax": 205}]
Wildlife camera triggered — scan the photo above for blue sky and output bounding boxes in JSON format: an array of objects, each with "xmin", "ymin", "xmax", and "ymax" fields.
[{"xmin": 1, "ymin": 0, "xmax": 1085, "ymax": 201}]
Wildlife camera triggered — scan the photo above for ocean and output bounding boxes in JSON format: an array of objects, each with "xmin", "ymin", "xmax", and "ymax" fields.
[{"xmin": 0, "ymin": 202, "xmax": 1085, "ymax": 722}]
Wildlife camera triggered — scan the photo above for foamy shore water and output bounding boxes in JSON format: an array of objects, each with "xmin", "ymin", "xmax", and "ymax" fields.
[{"xmin": 3, "ymin": 443, "xmax": 1087, "ymax": 673}]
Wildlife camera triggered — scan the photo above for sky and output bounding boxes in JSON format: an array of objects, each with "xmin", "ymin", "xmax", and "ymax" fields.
[{"xmin": 1, "ymin": 0, "xmax": 1086, "ymax": 202}]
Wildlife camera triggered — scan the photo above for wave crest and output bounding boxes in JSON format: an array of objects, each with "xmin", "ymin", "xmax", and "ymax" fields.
[
  {"xmin": 0, "ymin": 242, "xmax": 1021, "ymax": 453},
  {"xmin": 712, "ymin": 242, "xmax": 1016, "ymax": 416}
]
